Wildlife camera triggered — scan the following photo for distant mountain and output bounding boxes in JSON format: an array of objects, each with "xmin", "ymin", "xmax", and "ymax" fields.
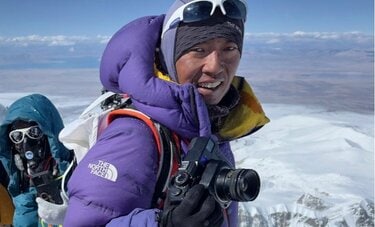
[{"xmin": 239, "ymin": 197, "xmax": 374, "ymax": 226}]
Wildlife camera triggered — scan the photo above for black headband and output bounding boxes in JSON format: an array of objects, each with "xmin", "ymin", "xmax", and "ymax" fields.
[{"xmin": 174, "ymin": 11, "xmax": 244, "ymax": 62}]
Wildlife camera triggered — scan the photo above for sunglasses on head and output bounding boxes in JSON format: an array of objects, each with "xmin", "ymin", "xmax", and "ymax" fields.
[
  {"xmin": 162, "ymin": 0, "xmax": 247, "ymax": 37},
  {"xmin": 9, "ymin": 125, "xmax": 44, "ymax": 144}
]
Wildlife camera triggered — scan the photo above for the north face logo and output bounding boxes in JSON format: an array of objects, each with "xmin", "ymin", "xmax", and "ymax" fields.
[{"xmin": 88, "ymin": 160, "xmax": 118, "ymax": 182}]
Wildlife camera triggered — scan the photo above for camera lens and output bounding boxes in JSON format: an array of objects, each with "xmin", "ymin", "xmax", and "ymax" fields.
[{"xmin": 214, "ymin": 168, "xmax": 260, "ymax": 202}]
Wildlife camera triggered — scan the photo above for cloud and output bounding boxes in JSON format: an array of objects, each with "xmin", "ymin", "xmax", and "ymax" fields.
[
  {"xmin": 244, "ymin": 31, "xmax": 373, "ymax": 48},
  {"xmin": 0, "ymin": 35, "xmax": 110, "ymax": 47},
  {"xmin": 96, "ymin": 35, "xmax": 111, "ymax": 44},
  {"xmin": 0, "ymin": 31, "xmax": 371, "ymax": 49},
  {"xmin": 0, "ymin": 34, "xmax": 112, "ymax": 69}
]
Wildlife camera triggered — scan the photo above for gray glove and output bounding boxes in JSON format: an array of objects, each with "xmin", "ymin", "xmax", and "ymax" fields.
[{"xmin": 36, "ymin": 192, "xmax": 68, "ymax": 225}]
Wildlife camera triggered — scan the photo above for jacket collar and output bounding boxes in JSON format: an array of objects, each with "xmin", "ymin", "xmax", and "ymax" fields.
[{"xmin": 154, "ymin": 68, "xmax": 270, "ymax": 142}]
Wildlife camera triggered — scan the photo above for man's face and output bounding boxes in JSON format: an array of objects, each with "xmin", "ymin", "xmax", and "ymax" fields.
[
  {"xmin": 175, "ymin": 38, "xmax": 241, "ymax": 105},
  {"xmin": 9, "ymin": 121, "xmax": 48, "ymax": 172}
]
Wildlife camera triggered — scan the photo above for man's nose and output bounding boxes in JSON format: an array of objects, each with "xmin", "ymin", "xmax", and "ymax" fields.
[
  {"xmin": 21, "ymin": 137, "xmax": 33, "ymax": 151},
  {"xmin": 202, "ymin": 51, "xmax": 223, "ymax": 76}
]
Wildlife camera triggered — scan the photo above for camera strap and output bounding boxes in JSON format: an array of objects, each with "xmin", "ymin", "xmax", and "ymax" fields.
[{"xmin": 151, "ymin": 125, "xmax": 181, "ymax": 208}]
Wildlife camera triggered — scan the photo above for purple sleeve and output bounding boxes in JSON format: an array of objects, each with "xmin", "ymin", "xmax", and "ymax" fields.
[
  {"xmin": 106, "ymin": 208, "xmax": 160, "ymax": 227},
  {"xmin": 64, "ymin": 117, "xmax": 159, "ymax": 226}
]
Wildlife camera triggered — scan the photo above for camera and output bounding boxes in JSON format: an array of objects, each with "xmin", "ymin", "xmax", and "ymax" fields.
[
  {"xmin": 32, "ymin": 170, "xmax": 63, "ymax": 204},
  {"xmin": 167, "ymin": 137, "xmax": 260, "ymax": 208}
]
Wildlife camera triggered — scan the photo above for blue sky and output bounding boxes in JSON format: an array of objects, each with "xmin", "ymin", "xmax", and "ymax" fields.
[{"xmin": 0, "ymin": 0, "xmax": 373, "ymax": 36}]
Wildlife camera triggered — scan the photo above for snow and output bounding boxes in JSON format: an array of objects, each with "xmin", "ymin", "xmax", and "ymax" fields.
[
  {"xmin": 0, "ymin": 70, "xmax": 373, "ymax": 226},
  {"xmin": 235, "ymin": 104, "xmax": 374, "ymax": 226}
]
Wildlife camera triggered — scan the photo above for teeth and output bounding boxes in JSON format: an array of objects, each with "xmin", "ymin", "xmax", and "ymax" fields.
[{"xmin": 198, "ymin": 81, "xmax": 222, "ymax": 89}]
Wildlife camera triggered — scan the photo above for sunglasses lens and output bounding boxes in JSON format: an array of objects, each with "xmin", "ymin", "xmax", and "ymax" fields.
[
  {"xmin": 28, "ymin": 126, "xmax": 43, "ymax": 139},
  {"xmin": 183, "ymin": 1, "xmax": 213, "ymax": 23},
  {"xmin": 223, "ymin": 0, "xmax": 246, "ymax": 19},
  {"xmin": 10, "ymin": 131, "xmax": 23, "ymax": 143}
]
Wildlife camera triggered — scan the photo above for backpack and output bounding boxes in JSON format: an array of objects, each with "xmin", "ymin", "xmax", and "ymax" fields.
[{"xmin": 59, "ymin": 91, "xmax": 181, "ymax": 208}]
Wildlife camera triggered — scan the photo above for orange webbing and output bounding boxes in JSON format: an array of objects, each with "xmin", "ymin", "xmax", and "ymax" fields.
[{"xmin": 106, "ymin": 109, "xmax": 163, "ymax": 158}]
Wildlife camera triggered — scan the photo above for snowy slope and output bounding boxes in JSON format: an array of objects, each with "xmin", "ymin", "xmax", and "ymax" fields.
[{"xmin": 235, "ymin": 104, "xmax": 374, "ymax": 226}]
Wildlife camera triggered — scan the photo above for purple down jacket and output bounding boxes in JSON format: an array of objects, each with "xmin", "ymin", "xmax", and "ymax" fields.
[{"xmin": 64, "ymin": 15, "xmax": 261, "ymax": 226}]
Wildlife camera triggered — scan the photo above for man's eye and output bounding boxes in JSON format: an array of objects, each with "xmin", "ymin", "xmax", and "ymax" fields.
[
  {"xmin": 225, "ymin": 46, "xmax": 238, "ymax": 51},
  {"xmin": 190, "ymin": 47, "xmax": 204, "ymax": 53}
]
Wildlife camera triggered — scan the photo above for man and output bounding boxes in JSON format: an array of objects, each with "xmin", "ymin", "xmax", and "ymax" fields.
[
  {"xmin": 0, "ymin": 94, "xmax": 73, "ymax": 226},
  {"xmin": 64, "ymin": 0, "xmax": 269, "ymax": 226}
]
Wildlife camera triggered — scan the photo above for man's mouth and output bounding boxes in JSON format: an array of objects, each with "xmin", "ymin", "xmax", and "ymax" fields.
[{"xmin": 197, "ymin": 80, "xmax": 223, "ymax": 89}]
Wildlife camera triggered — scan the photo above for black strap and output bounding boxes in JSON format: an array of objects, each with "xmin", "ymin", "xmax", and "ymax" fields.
[{"xmin": 151, "ymin": 125, "xmax": 179, "ymax": 208}]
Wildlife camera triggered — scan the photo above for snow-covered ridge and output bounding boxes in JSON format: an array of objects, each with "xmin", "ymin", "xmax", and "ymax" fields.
[{"xmin": 233, "ymin": 104, "xmax": 374, "ymax": 226}]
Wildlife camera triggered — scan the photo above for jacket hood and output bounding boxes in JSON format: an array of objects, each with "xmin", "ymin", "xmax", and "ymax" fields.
[
  {"xmin": 159, "ymin": 0, "xmax": 186, "ymax": 81},
  {"xmin": 0, "ymin": 94, "xmax": 71, "ymax": 195}
]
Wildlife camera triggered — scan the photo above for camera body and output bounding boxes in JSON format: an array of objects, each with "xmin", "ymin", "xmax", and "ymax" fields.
[
  {"xmin": 167, "ymin": 137, "xmax": 260, "ymax": 208},
  {"xmin": 32, "ymin": 170, "xmax": 63, "ymax": 204}
]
